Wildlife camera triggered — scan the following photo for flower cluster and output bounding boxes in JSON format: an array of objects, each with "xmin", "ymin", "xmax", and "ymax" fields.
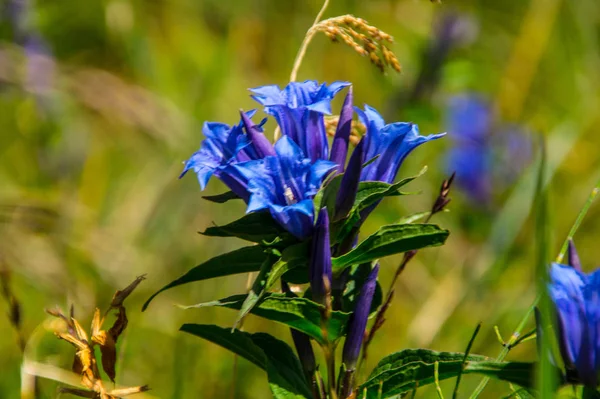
[
  {"xmin": 177, "ymin": 80, "xmax": 446, "ymax": 398},
  {"xmin": 181, "ymin": 80, "xmax": 444, "ymax": 239}
]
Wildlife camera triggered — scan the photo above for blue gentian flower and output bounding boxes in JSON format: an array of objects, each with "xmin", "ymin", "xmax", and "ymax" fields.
[
  {"xmin": 179, "ymin": 111, "xmax": 265, "ymax": 201},
  {"xmin": 232, "ymin": 136, "xmax": 337, "ymax": 239},
  {"xmin": 250, "ymin": 80, "xmax": 350, "ymax": 163},
  {"xmin": 357, "ymin": 105, "xmax": 445, "ymax": 183},
  {"xmin": 309, "ymin": 208, "xmax": 333, "ymax": 305},
  {"xmin": 548, "ymin": 246, "xmax": 600, "ymax": 387}
]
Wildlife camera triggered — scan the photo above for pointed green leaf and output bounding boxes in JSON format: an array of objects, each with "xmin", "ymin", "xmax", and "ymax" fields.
[
  {"xmin": 181, "ymin": 324, "xmax": 311, "ymax": 398},
  {"xmin": 231, "ymin": 243, "xmax": 308, "ymax": 328},
  {"xmin": 358, "ymin": 349, "xmax": 536, "ymax": 399},
  {"xmin": 201, "ymin": 211, "xmax": 293, "ymax": 243},
  {"xmin": 142, "ymin": 245, "xmax": 267, "ymax": 311},
  {"xmin": 267, "ymin": 242, "xmax": 309, "ymax": 286},
  {"xmin": 396, "ymin": 211, "xmax": 431, "ymax": 225},
  {"xmin": 463, "ymin": 360, "xmax": 537, "ymax": 389},
  {"xmin": 352, "ymin": 168, "xmax": 426, "ymax": 213},
  {"xmin": 180, "ymin": 324, "xmax": 266, "ymax": 369},
  {"xmin": 332, "ymin": 224, "xmax": 449, "ymax": 273},
  {"xmin": 313, "ymin": 174, "xmax": 343, "ymax": 219},
  {"xmin": 252, "ymin": 333, "xmax": 314, "ymax": 399},
  {"xmin": 501, "ymin": 388, "xmax": 536, "ymax": 399},
  {"xmin": 182, "ymin": 293, "xmax": 350, "ymax": 344},
  {"xmin": 202, "ymin": 190, "xmax": 241, "ymax": 203},
  {"xmin": 233, "ymin": 252, "xmax": 279, "ymax": 329}
]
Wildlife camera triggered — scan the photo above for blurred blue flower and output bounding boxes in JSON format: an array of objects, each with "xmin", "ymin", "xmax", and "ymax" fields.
[
  {"xmin": 179, "ymin": 111, "xmax": 265, "ymax": 200},
  {"xmin": 233, "ymin": 136, "xmax": 337, "ymax": 239},
  {"xmin": 548, "ymin": 246, "xmax": 600, "ymax": 387},
  {"xmin": 445, "ymin": 94, "xmax": 532, "ymax": 205},
  {"xmin": 250, "ymin": 80, "xmax": 350, "ymax": 162},
  {"xmin": 309, "ymin": 208, "xmax": 332, "ymax": 305},
  {"xmin": 7, "ymin": 0, "xmax": 56, "ymax": 102},
  {"xmin": 357, "ymin": 105, "xmax": 445, "ymax": 184}
]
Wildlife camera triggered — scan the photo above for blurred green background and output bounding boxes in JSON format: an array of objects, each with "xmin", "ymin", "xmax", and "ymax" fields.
[{"xmin": 1, "ymin": 0, "xmax": 600, "ymax": 397}]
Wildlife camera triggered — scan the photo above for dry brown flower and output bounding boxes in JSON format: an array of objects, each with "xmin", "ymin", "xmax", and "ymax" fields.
[{"xmin": 47, "ymin": 276, "xmax": 148, "ymax": 398}]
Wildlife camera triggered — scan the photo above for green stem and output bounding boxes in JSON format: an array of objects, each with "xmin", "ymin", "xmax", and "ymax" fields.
[
  {"xmin": 289, "ymin": 0, "xmax": 330, "ymax": 83},
  {"xmin": 556, "ymin": 180, "xmax": 600, "ymax": 263},
  {"xmin": 468, "ymin": 300, "xmax": 538, "ymax": 399},
  {"xmin": 323, "ymin": 345, "xmax": 338, "ymax": 399}
]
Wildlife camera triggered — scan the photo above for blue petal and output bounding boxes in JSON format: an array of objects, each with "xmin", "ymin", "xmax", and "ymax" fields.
[
  {"xmin": 269, "ymin": 200, "xmax": 315, "ymax": 239},
  {"xmin": 249, "ymin": 84, "xmax": 285, "ymax": 105},
  {"xmin": 322, "ymin": 81, "xmax": 352, "ymax": 97},
  {"xmin": 306, "ymin": 160, "xmax": 337, "ymax": 196},
  {"xmin": 275, "ymin": 136, "xmax": 306, "ymax": 164},
  {"xmin": 305, "ymin": 99, "xmax": 333, "ymax": 114},
  {"xmin": 355, "ymin": 104, "xmax": 386, "ymax": 131}
]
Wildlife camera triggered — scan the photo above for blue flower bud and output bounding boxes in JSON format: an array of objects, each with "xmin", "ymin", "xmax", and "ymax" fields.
[
  {"xmin": 330, "ymin": 87, "xmax": 354, "ymax": 172},
  {"xmin": 334, "ymin": 138, "xmax": 364, "ymax": 220},
  {"xmin": 342, "ymin": 264, "xmax": 379, "ymax": 370},
  {"xmin": 309, "ymin": 208, "xmax": 333, "ymax": 305}
]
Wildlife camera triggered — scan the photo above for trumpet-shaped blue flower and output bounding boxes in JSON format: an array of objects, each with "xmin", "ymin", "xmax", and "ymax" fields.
[
  {"xmin": 357, "ymin": 105, "xmax": 445, "ymax": 183},
  {"xmin": 250, "ymin": 80, "xmax": 350, "ymax": 163},
  {"xmin": 179, "ymin": 111, "xmax": 265, "ymax": 200},
  {"xmin": 232, "ymin": 136, "xmax": 337, "ymax": 239},
  {"xmin": 548, "ymin": 255, "xmax": 600, "ymax": 387},
  {"xmin": 342, "ymin": 263, "xmax": 380, "ymax": 370}
]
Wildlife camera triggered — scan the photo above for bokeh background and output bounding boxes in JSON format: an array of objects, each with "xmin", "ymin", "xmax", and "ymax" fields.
[{"xmin": 2, "ymin": 0, "xmax": 600, "ymax": 397}]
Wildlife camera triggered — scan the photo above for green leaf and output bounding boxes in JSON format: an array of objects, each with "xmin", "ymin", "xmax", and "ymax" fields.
[
  {"xmin": 332, "ymin": 224, "xmax": 449, "ymax": 273},
  {"xmin": 253, "ymin": 333, "xmax": 313, "ymax": 399},
  {"xmin": 396, "ymin": 211, "xmax": 431, "ymax": 225},
  {"xmin": 182, "ymin": 292, "xmax": 350, "ymax": 344},
  {"xmin": 230, "ymin": 243, "xmax": 308, "ymax": 328},
  {"xmin": 202, "ymin": 190, "xmax": 241, "ymax": 203},
  {"xmin": 268, "ymin": 242, "xmax": 309, "ymax": 286},
  {"xmin": 501, "ymin": 388, "xmax": 536, "ymax": 399},
  {"xmin": 312, "ymin": 173, "xmax": 343, "ymax": 220},
  {"xmin": 201, "ymin": 211, "xmax": 293, "ymax": 244},
  {"xmin": 142, "ymin": 245, "xmax": 267, "ymax": 311},
  {"xmin": 180, "ymin": 324, "xmax": 266, "ymax": 368},
  {"xmin": 233, "ymin": 252, "xmax": 279, "ymax": 329},
  {"xmin": 352, "ymin": 168, "xmax": 427, "ymax": 213},
  {"xmin": 181, "ymin": 324, "xmax": 311, "ymax": 398},
  {"xmin": 463, "ymin": 361, "xmax": 537, "ymax": 389},
  {"xmin": 358, "ymin": 349, "xmax": 536, "ymax": 399}
]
